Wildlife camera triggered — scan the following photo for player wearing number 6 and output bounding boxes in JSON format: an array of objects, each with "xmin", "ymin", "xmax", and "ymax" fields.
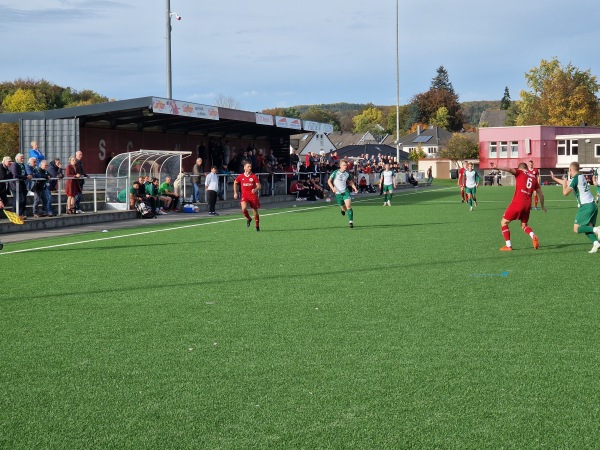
[
  {"xmin": 550, "ymin": 162, "xmax": 600, "ymax": 253},
  {"xmin": 490, "ymin": 162, "xmax": 546, "ymax": 251}
]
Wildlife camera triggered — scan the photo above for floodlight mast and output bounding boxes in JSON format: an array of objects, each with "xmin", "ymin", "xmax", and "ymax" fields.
[
  {"xmin": 395, "ymin": 0, "xmax": 400, "ymax": 163},
  {"xmin": 166, "ymin": 0, "xmax": 181, "ymax": 99}
]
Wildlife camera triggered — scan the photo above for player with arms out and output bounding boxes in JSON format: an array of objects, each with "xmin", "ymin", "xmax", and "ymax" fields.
[
  {"xmin": 551, "ymin": 162, "xmax": 600, "ymax": 253},
  {"xmin": 527, "ymin": 160, "xmax": 542, "ymax": 210},
  {"xmin": 457, "ymin": 160, "xmax": 468, "ymax": 203},
  {"xmin": 463, "ymin": 162, "xmax": 480, "ymax": 211},
  {"xmin": 490, "ymin": 162, "xmax": 546, "ymax": 251},
  {"xmin": 328, "ymin": 159, "xmax": 358, "ymax": 228},
  {"xmin": 234, "ymin": 162, "xmax": 261, "ymax": 231},
  {"xmin": 379, "ymin": 163, "xmax": 397, "ymax": 206}
]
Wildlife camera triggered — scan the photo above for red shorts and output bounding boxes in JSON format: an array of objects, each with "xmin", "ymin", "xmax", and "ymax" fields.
[
  {"xmin": 241, "ymin": 197, "xmax": 260, "ymax": 210},
  {"xmin": 503, "ymin": 203, "xmax": 531, "ymax": 223}
]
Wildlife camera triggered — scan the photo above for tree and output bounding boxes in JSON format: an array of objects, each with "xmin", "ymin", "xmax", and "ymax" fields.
[
  {"xmin": 214, "ymin": 93, "xmax": 241, "ymax": 110},
  {"xmin": 516, "ymin": 58, "xmax": 600, "ymax": 126},
  {"xmin": 0, "ymin": 123, "xmax": 19, "ymax": 158},
  {"xmin": 2, "ymin": 88, "xmax": 46, "ymax": 112},
  {"xmin": 352, "ymin": 107, "xmax": 383, "ymax": 133},
  {"xmin": 438, "ymin": 133, "xmax": 479, "ymax": 167},
  {"xmin": 300, "ymin": 106, "xmax": 341, "ymax": 131},
  {"xmin": 408, "ymin": 144, "xmax": 427, "ymax": 162},
  {"xmin": 431, "ymin": 66, "xmax": 455, "ymax": 94},
  {"xmin": 411, "ymin": 67, "xmax": 464, "ymax": 131},
  {"xmin": 500, "ymin": 86, "xmax": 511, "ymax": 110},
  {"xmin": 429, "ymin": 106, "xmax": 450, "ymax": 130}
]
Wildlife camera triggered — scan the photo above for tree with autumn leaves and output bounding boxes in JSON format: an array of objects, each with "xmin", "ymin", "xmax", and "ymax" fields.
[{"xmin": 516, "ymin": 58, "xmax": 600, "ymax": 126}]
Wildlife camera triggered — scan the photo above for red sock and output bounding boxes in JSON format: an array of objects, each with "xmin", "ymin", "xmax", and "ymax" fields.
[
  {"xmin": 255, "ymin": 213, "xmax": 260, "ymax": 227},
  {"xmin": 502, "ymin": 225, "xmax": 511, "ymax": 241},
  {"xmin": 523, "ymin": 226, "xmax": 533, "ymax": 235},
  {"xmin": 534, "ymin": 195, "xmax": 538, "ymax": 207},
  {"xmin": 243, "ymin": 210, "xmax": 251, "ymax": 220}
]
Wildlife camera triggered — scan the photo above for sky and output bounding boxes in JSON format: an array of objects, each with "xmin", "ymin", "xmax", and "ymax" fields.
[{"xmin": 1, "ymin": 0, "xmax": 600, "ymax": 113}]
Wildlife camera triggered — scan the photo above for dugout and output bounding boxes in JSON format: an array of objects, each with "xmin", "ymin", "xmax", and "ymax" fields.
[{"xmin": 105, "ymin": 150, "xmax": 191, "ymax": 210}]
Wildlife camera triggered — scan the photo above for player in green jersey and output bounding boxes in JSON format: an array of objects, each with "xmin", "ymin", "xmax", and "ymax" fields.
[
  {"xmin": 328, "ymin": 159, "xmax": 358, "ymax": 228},
  {"xmin": 463, "ymin": 162, "xmax": 481, "ymax": 211},
  {"xmin": 378, "ymin": 163, "xmax": 397, "ymax": 206},
  {"xmin": 551, "ymin": 162, "xmax": 600, "ymax": 253}
]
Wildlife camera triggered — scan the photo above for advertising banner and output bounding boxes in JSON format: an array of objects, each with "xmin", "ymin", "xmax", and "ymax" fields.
[
  {"xmin": 152, "ymin": 97, "xmax": 219, "ymax": 120},
  {"xmin": 275, "ymin": 116, "xmax": 302, "ymax": 130}
]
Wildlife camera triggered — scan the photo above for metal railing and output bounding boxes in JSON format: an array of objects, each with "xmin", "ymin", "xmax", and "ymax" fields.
[{"xmin": 0, "ymin": 175, "xmax": 128, "ymax": 216}]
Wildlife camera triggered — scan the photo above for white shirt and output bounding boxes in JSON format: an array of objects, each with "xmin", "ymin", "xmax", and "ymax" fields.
[{"xmin": 205, "ymin": 172, "xmax": 218, "ymax": 191}]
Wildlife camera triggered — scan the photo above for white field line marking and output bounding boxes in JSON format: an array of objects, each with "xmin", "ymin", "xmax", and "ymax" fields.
[{"xmin": 0, "ymin": 186, "xmax": 454, "ymax": 255}]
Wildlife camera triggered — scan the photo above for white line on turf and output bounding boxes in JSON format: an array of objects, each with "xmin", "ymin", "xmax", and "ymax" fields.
[{"xmin": 0, "ymin": 186, "xmax": 454, "ymax": 255}]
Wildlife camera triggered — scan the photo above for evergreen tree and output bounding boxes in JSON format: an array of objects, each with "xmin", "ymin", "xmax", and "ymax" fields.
[
  {"xmin": 431, "ymin": 66, "xmax": 455, "ymax": 94},
  {"xmin": 500, "ymin": 87, "xmax": 511, "ymax": 110}
]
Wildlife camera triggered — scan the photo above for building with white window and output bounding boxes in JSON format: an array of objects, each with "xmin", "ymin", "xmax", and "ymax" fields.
[{"xmin": 478, "ymin": 125, "xmax": 600, "ymax": 171}]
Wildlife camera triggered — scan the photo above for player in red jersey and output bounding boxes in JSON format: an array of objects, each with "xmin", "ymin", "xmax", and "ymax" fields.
[
  {"xmin": 527, "ymin": 160, "xmax": 541, "ymax": 210},
  {"xmin": 234, "ymin": 162, "xmax": 261, "ymax": 231},
  {"xmin": 457, "ymin": 160, "xmax": 467, "ymax": 203},
  {"xmin": 490, "ymin": 162, "xmax": 546, "ymax": 251}
]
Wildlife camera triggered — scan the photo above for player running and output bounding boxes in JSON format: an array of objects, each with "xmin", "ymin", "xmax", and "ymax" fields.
[
  {"xmin": 490, "ymin": 162, "xmax": 546, "ymax": 251},
  {"xmin": 550, "ymin": 162, "xmax": 600, "ymax": 253},
  {"xmin": 379, "ymin": 163, "xmax": 397, "ymax": 206},
  {"xmin": 463, "ymin": 162, "xmax": 480, "ymax": 211},
  {"xmin": 527, "ymin": 160, "xmax": 541, "ymax": 210},
  {"xmin": 457, "ymin": 160, "xmax": 468, "ymax": 203},
  {"xmin": 328, "ymin": 159, "xmax": 358, "ymax": 228},
  {"xmin": 234, "ymin": 162, "xmax": 261, "ymax": 232}
]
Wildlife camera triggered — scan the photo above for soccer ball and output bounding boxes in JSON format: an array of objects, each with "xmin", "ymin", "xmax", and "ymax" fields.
[{"xmin": 325, "ymin": 198, "xmax": 331, "ymax": 202}]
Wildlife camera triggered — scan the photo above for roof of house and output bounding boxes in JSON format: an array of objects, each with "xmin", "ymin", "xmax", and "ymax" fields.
[
  {"xmin": 479, "ymin": 110, "xmax": 508, "ymax": 127},
  {"xmin": 397, "ymin": 126, "xmax": 453, "ymax": 148},
  {"xmin": 327, "ymin": 131, "xmax": 381, "ymax": 148}
]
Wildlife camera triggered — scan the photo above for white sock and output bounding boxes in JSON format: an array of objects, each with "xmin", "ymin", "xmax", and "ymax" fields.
[
  {"xmin": 529, "ymin": 232, "xmax": 535, "ymax": 238},
  {"xmin": 506, "ymin": 240, "xmax": 512, "ymax": 247}
]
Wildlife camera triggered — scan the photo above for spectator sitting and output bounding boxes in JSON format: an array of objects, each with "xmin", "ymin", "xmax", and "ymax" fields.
[
  {"xmin": 308, "ymin": 179, "xmax": 325, "ymax": 199},
  {"xmin": 159, "ymin": 176, "xmax": 180, "ymax": 211},
  {"xmin": 358, "ymin": 176, "xmax": 368, "ymax": 193},
  {"xmin": 290, "ymin": 180, "xmax": 309, "ymax": 199},
  {"xmin": 147, "ymin": 178, "xmax": 170, "ymax": 214},
  {"xmin": 129, "ymin": 181, "xmax": 144, "ymax": 208},
  {"xmin": 408, "ymin": 172, "xmax": 418, "ymax": 187}
]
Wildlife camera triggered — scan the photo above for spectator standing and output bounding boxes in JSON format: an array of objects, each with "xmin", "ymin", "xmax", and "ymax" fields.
[
  {"xmin": 28, "ymin": 141, "xmax": 45, "ymax": 165},
  {"xmin": 25, "ymin": 157, "xmax": 37, "ymax": 192},
  {"xmin": 0, "ymin": 156, "xmax": 12, "ymax": 214},
  {"xmin": 218, "ymin": 164, "xmax": 231, "ymax": 200},
  {"xmin": 64, "ymin": 156, "xmax": 82, "ymax": 214},
  {"xmin": 192, "ymin": 158, "xmax": 203, "ymax": 202},
  {"xmin": 205, "ymin": 165, "xmax": 219, "ymax": 216},
  {"xmin": 74, "ymin": 150, "xmax": 88, "ymax": 213},
  {"xmin": 10, "ymin": 154, "xmax": 30, "ymax": 219},
  {"xmin": 33, "ymin": 160, "xmax": 53, "ymax": 217},
  {"xmin": 427, "ymin": 166, "xmax": 433, "ymax": 184},
  {"xmin": 47, "ymin": 158, "xmax": 64, "ymax": 192}
]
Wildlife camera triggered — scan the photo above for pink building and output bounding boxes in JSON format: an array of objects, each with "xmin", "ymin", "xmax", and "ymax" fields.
[{"xmin": 479, "ymin": 126, "xmax": 600, "ymax": 170}]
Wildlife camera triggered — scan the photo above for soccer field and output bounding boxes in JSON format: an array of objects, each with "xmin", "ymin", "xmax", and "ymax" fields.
[{"xmin": 2, "ymin": 182, "xmax": 600, "ymax": 449}]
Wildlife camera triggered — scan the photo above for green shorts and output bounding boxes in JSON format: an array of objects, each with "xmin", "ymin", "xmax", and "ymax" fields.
[
  {"xmin": 335, "ymin": 190, "xmax": 351, "ymax": 206},
  {"xmin": 465, "ymin": 187, "xmax": 477, "ymax": 196},
  {"xmin": 575, "ymin": 202, "xmax": 598, "ymax": 226},
  {"xmin": 383, "ymin": 184, "xmax": 394, "ymax": 193}
]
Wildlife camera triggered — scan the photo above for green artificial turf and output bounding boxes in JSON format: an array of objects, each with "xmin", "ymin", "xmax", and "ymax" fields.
[{"xmin": 2, "ymin": 182, "xmax": 600, "ymax": 449}]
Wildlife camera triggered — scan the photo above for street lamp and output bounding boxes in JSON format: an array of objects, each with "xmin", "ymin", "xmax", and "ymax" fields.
[{"xmin": 166, "ymin": 0, "xmax": 181, "ymax": 99}]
